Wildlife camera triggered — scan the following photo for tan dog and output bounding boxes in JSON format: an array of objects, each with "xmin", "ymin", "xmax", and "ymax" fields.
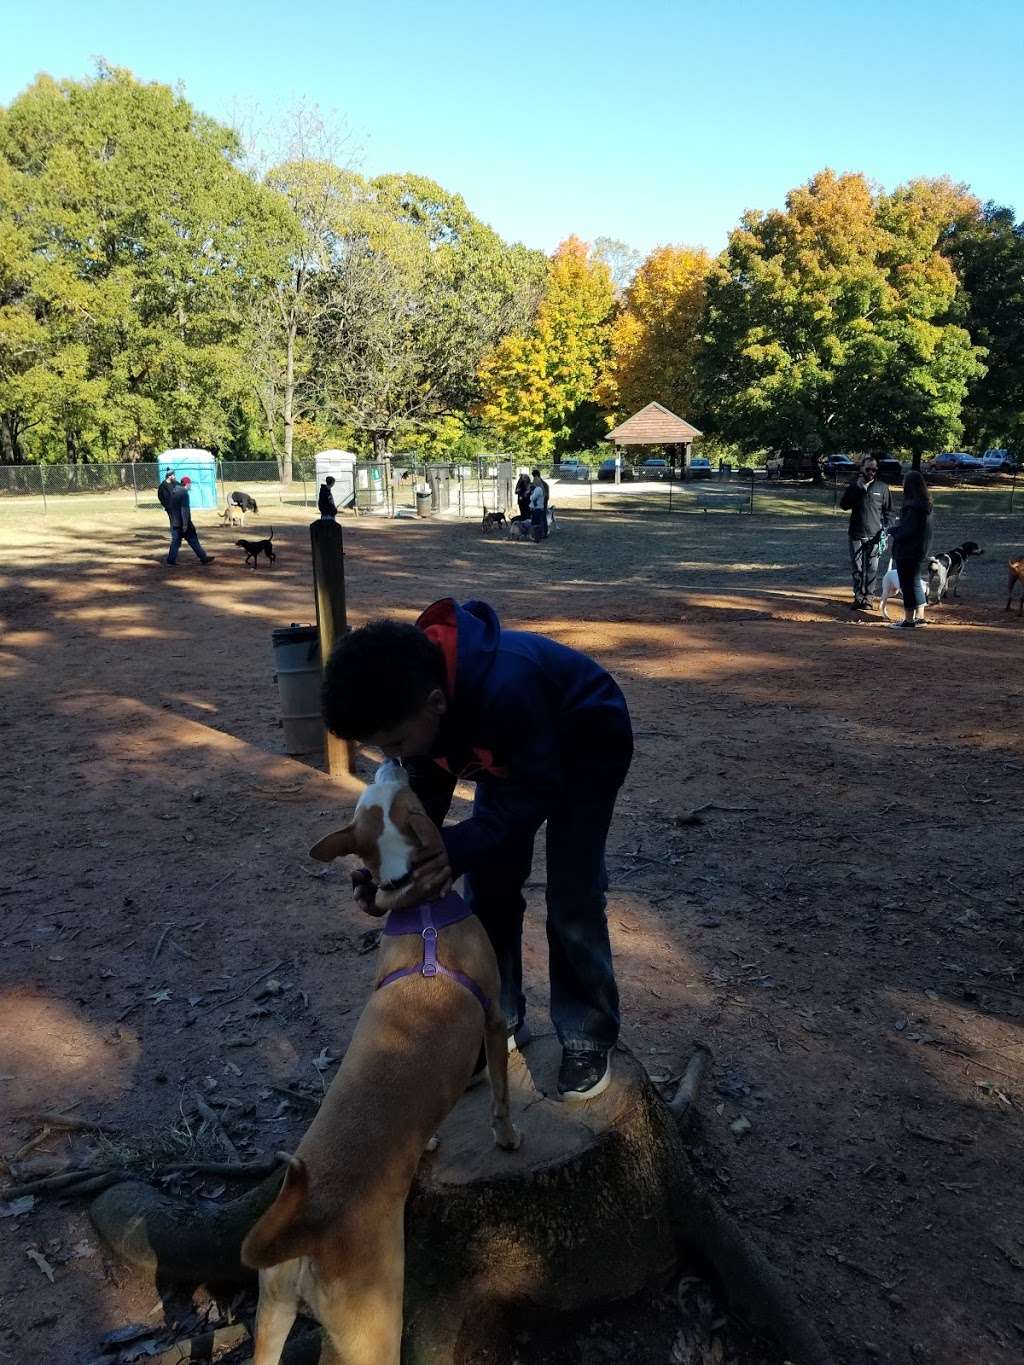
[
  {"xmin": 241, "ymin": 762, "xmax": 520, "ymax": 1365},
  {"xmin": 1007, "ymin": 556, "xmax": 1024, "ymax": 613},
  {"xmin": 219, "ymin": 503, "xmax": 245, "ymax": 527}
]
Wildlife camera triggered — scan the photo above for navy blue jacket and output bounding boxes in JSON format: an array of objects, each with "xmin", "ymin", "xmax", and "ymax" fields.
[
  {"xmin": 168, "ymin": 484, "xmax": 192, "ymax": 531},
  {"xmin": 407, "ymin": 599, "xmax": 633, "ymax": 877}
]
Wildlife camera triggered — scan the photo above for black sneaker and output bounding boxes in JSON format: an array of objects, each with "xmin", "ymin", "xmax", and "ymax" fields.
[{"xmin": 557, "ymin": 1048, "xmax": 612, "ymax": 1102}]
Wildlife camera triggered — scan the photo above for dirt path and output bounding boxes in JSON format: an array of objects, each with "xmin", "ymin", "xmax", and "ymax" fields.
[{"xmin": 1, "ymin": 497, "xmax": 1022, "ymax": 1365}]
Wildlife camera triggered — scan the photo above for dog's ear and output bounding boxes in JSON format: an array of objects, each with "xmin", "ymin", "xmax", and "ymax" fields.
[
  {"xmin": 404, "ymin": 808, "xmax": 441, "ymax": 850},
  {"xmin": 310, "ymin": 823, "xmax": 357, "ymax": 861}
]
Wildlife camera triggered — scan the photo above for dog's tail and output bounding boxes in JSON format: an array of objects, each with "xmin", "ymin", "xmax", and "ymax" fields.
[
  {"xmin": 241, "ymin": 1154, "xmax": 312, "ymax": 1269},
  {"xmin": 267, "ymin": 526, "xmax": 273, "ymax": 541}
]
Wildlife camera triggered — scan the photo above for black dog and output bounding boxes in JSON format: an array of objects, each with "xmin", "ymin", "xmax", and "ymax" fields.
[
  {"xmin": 927, "ymin": 541, "xmax": 984, "ymax": 603},
  {"xmin": 231, "ymin": 490, "xmax": 259, "ymax": 515},
  {"xmin": 236, "ymin": 528, "xmax": 275, "ymax": 569},
  {"xmin": 481, "ymin": 509, "xmax": 507, "ymax": 534}
]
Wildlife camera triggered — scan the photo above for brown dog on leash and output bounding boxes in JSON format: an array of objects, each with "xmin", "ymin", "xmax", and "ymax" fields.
[
  {"xmin": 1007, "ymin": 556, "xmax": 1024, "ymax": 613},
  {"xmin": 241, "ymin": 762, "xmax": 520, "ymax": 1365}
]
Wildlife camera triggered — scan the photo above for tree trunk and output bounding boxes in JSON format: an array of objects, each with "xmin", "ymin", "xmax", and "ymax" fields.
[
  {"xmin": 281, "ymin": 321, "xmax": 295, "ymax": 485},
  {"xmin": 90, "ymin": 1039, "xmax": 830, "ymax": 1365}
]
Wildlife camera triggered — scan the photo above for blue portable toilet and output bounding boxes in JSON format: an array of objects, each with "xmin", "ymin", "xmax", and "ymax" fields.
[{"xmin": 157, "ymin": 449, "xmax": 217, "ymax": 510}]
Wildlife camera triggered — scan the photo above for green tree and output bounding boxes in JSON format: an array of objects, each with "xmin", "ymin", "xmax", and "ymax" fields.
[
  {"xmin": 305, "ymin": 175, "xmax": 545, "ymax": 454},
  {"xmin": 0, "ymin": 64, "xmax": 291, "ymax": 462},
  {"xmin": 945, "ymin": 203, "xmax": 1024, "ymax": 453},
  {"xmin": 700, "ymin": 170, "xmax": 985, "ymax": 464}
]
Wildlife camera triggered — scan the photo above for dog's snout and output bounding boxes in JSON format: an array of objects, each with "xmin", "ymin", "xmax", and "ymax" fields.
[{"xmin": 378, "ymin": 869, "xmax": 413, "ymax": 893}]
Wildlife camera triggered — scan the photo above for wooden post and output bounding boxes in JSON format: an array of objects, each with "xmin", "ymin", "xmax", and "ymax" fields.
[{"xmin": 310, "ymin": 518, "xmax": 354, "ymax": 777}]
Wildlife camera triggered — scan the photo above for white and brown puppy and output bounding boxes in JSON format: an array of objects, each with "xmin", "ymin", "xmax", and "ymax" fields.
[{"xmin": 241, "ymin": 763, "xmax": 519, "ymax": 1365}]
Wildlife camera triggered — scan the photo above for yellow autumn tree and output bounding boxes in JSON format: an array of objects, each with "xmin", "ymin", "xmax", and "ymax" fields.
[
  {"xmin": 598, "ymin": 245, "xmax": 711, "ymax": 420},
  {"xmin": 477, "ymin": 236, "xmax": 615, "ymax": 455}
]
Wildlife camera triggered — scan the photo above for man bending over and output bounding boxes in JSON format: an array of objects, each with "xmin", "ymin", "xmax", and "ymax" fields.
[{"xmin": 321, "ymin": 598, "xmax": 633, "ymax": 1100}]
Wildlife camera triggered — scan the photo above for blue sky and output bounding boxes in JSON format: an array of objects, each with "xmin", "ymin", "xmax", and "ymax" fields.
[{"xmin": 4, "ymin": 0, "xmax": 1023, "ymax": 257}]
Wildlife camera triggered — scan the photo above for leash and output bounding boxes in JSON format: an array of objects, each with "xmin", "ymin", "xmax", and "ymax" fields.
[{"xmin": 376, "ymin": 899, "xmax": 491, "ymax": 1014}]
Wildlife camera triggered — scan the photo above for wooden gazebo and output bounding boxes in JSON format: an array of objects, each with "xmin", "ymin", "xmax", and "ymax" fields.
[{"xmin": 606, "ymin": 401, "xmax": 702, "ymax": 479}]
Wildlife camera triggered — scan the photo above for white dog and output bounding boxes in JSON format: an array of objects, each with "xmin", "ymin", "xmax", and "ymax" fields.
[{"xmin": 879, "ymin": 567, "xmax": 928, "ymax": 621}]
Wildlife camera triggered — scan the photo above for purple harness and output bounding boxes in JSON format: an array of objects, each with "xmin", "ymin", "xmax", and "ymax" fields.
[{"xmin": 376, "ymin": 891, "xmax": 491, "ymax": 1014}]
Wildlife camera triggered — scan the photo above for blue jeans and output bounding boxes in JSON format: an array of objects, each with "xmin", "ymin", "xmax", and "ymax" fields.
[
  {"xmin": 168, "ymin": 525, "xmax": 208, "ymax": 563},
  {"xmin": 464, "ymin": 782, "xmax": 621, "ymax": 1051}
]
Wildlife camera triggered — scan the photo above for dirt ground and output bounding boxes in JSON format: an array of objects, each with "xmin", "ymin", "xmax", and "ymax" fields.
[{"xmin": 2, "ymin": 488, "xmax": 1023, "ymax": 1365}]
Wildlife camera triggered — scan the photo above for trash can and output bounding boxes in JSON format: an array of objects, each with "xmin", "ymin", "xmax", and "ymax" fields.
[
  {"xmin": 271, "ymin": 624, "xmax": 323, "ymax": 754},
  {"xmin": 416, "ymin": 489, "xmax": 432, "ymax": 518}
]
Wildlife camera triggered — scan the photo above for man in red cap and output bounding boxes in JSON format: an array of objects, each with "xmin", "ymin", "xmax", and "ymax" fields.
[{"xmin": 166, "ymin": 476, "xmax": 214, "ymax": 566}]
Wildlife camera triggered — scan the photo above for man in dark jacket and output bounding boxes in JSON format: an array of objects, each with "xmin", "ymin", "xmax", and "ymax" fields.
[
  {"xmin": 318, "ymin": 475, "xmax": 338, "ymax": 519},
  {"xmin": 321, "ymin": 598, "xmax": 633, "ymax": 1100},
  {"xmin": 839, "ymin": 456, "xmax": 893, "ymax": 608},
  {"xmin": 166, "ymin": 477, "xmax": 214, "ymax": 566},
  {"xmin": 157, "ymin": 469, "xmax": 176, "ymax": 518}
]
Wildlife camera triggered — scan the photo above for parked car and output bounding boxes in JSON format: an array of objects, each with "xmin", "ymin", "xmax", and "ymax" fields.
[
  {"xmin": 556, "ymin": 457, "xmax": 591, "ymax": 481},
  {"xmin": 876, "ymin": 457, "xmax": 904, "ymax": 484},
  {"xmin": 597, "ymin": 457, "xmax": 636, "ymax": 481},
  {"xmin": 686, "ymin": 456, "xmax": 713, "ymax": 480},
  {"xmin": 924, "ymin": 452, "xmax": 984, "ymax": 474},
  {"xmin": 821, "ymin": 454, "xmax": 857, "ymax": 478},
  {"xmin": 982, "ymin": 449, "xmax": 1019, "ymax": 473},
  {"xmin": 638, "ymin": 458, "xmax": 673, "ymax": 481},
  {"xmin": 765, "ymin": 451, "xmax": 821, "ymax": 480}
]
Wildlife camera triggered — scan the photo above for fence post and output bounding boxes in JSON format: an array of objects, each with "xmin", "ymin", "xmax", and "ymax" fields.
[
  {"xmin": 130, "ymin": 460, "xmax": 139, "ymax": 508},
  {"xmin": 1011, "ymin": 469, "xmax": 1017, "ymax": 516},
  {"xmin": 218, "ymin": 461, "xmax": 226, "ymax": 508},
  {"xmin": 39, "ymin": 463, "xmax": 47, "ymax": 514},
  {"xmin": 310, "ymin": 518, "xmax": 353, "ymax": 778},
  {"xmin": 832, "ymin": 474, "xmax": 838, "ymax": 515}
]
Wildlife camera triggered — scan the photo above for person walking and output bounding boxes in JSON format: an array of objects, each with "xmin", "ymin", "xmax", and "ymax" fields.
[
  {"xmin": 888, "ymin": 471, "xmax": 933, "ymax": 630},
  {"xmin": 318, "ymin": 475, "xmax": 338, "ymax": 520},
  {"xmin": 166, "ymin": 476, "xmax": 214, "ymax": 566},
  {"xmin": 321, "ymin": 599, "xmax": 634, "ymax": 1099},
  {"xmin": 840, "ymin": 456, "xmax": 893, "ymax": 609}
]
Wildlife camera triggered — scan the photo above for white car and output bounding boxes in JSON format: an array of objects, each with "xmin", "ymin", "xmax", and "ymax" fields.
[{"xmin": 982, "ymin": 449, "xmax": 1019, "ymax": 473}]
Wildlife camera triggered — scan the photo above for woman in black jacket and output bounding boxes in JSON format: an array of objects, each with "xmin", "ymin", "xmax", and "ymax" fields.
[{"xmin": 888, "ymin": 471, "xmax": 933, "ymax": 629}]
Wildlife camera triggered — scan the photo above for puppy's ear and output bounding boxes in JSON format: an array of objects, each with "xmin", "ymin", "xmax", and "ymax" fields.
[
  {"xmin": 310, "ymin": 823, "xmax": 357, "ymax": 862},
  {"xmin": 405, "ymin": 809, "xmax": 441, "ymax": 850}
]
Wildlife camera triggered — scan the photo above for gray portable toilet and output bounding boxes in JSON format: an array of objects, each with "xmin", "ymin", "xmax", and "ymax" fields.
[
  {"xmin": 158, "ymin": 449, "xmax": 217, "ymax": 509},
  {"xmin": 314, "ymin": 451, "xmax": 356, "ymax": 509}
]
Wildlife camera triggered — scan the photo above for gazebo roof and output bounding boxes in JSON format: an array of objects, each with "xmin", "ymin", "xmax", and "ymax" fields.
[{"xmin": 606, "ymin": 401, "xmax": 703, "ymax": 446}]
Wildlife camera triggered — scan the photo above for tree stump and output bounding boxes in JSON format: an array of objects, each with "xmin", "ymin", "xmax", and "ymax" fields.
[{"xmin": 91, "ymin": 1038, "xmax": 830, "ymax": 1364}]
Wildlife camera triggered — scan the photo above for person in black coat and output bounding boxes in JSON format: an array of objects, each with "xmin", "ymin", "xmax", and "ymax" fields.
[
  {"xmin": 157, "ymin": 469, "xmax": 176, "ymax": 521},
  {"xmin": 888, "ymin": 471, "xmax": 932, "ymax": 629},
  {"xmin": 839, "ymin": 456, "xmax": 894, "ymax": 608},
  {"xmin": 318, "ymin": 475, "xmax": 338, "ymax": 519},
  {"xmin": 166, "ymin": 477, "xmax": 214, "ymax": 566},
  {"xmin": 514, "ymin": 471, "xmax": 532, "ymax": 520}
]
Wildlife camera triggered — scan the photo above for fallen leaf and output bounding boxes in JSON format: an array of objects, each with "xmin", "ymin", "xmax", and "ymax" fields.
[
  {"xmin": 729, "ymin": 1116, "xmax": 753, "ymax": 1140},
  {"xmin": 312, "ymin": 1047, "xmax": 338, "ymax": 1073},
  {"xmin": 0, "ymin": 1196, "xmax": 34, "ymax": 1218},
  {"xmin": 149, "ymin": 989, "xmax": 172, "ymax": 1004},
  {"xmin": 26, "ymin": 1247, "xmax": 55, "ymax": 1281}
]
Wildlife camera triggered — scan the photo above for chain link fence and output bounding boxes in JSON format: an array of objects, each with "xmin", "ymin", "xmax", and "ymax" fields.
[{"xmin": 1, "ymin": 458, "xmax": 1018, "ymax": 520}]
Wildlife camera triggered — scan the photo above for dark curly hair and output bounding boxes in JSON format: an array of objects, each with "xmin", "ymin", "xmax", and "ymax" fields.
[{"xmin": 321, "ymin": 620, "xmax": 446, "ymax": 739}]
